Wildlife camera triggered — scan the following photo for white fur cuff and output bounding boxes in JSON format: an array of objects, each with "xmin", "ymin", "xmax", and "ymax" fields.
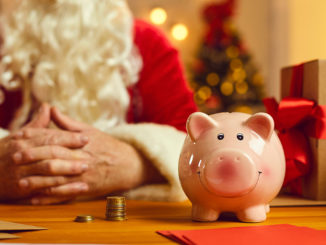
[{"xmin": 107, "ymin": 123, "xmax": 187, "ymax": 202}]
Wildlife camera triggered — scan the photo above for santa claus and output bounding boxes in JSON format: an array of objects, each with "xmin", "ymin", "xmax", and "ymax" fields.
[{"xmin": 0, "ymin": 0, "xmax": 197, "ymax": 204}]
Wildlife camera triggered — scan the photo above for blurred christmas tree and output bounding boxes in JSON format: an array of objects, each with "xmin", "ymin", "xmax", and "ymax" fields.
[{"xmin": 190, "ymin": 0, "xmax": 265, "ymax": 114}]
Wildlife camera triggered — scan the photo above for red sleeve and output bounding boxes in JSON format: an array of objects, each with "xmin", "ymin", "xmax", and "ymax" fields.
[{"xmin": 129, "ymin": 20, "xmax": 198, "ymax": 132}]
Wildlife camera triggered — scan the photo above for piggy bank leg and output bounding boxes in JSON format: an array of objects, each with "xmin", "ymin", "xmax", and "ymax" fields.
[
  {"xmin": 236, "ymin": 205, "xmax": 266, "ymax": 222},
  {"xmin": 192, "ymin": 204, "xmax": 219, "ymax": 222}
]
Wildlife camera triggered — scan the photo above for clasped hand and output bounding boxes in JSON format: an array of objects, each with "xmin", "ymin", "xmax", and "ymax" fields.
[{"xmin": 0, "ymin": 104, "xmax": 153, "ymax": 204}]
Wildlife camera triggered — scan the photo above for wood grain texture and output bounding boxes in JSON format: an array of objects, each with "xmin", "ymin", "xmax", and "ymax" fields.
[{"xmin": 0, "ymin": 199, "xmax": 325, "ymax": 244}]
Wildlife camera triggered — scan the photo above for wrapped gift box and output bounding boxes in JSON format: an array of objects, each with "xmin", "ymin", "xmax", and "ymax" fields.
[{"xmin": 280, "ymin": 59, "xmax": 326, "ymax": 200}]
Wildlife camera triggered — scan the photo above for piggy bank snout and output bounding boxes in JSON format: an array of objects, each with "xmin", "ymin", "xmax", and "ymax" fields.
[{"xmin": 201, "ymin": 149, "xmax": 260, "ymax": 197}]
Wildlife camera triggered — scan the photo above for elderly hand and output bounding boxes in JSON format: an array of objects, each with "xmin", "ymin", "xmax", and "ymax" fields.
[
  {"xmin": 17, "ymin": 107, "xmax": 165, "ymax": 204},
  {"xmin": 0, "ymin": 104, "xmax": 89, "ymax": 201}
]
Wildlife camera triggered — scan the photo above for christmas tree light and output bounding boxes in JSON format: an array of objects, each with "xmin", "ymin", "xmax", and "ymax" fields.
[{"xmin": 191, "ymin": 0, "xmax": 264, "ymax": 113}]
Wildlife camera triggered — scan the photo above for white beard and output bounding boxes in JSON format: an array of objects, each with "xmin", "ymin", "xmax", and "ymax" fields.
[{"xmin": 0, "ymin": 0, "xmax": 142, "ymax": 131}]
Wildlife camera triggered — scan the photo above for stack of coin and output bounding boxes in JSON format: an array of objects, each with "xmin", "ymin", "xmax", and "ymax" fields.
[
  {"xmin": 74, "ymin": 215, "xmax": 94, "ymax": 223},
  {"xmin": 105, "ymin": 196, "xmax": 127, "ymax": 221}
]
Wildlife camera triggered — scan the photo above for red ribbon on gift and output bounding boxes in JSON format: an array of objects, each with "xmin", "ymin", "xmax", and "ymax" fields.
[{"xmin": 263, "ymin": 64, "xmax": 326, "ymax": 194}]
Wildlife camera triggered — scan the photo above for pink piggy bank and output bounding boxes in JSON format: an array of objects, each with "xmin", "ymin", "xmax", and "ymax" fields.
[{"xmin": 179, "ymin": 112, "xmax": 285, "ymax": 222}]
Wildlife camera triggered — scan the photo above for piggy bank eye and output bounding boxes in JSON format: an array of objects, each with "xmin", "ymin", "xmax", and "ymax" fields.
[
  {"xmin": 217, "ymin": 133, "xmax": 224, "ymax": 140},
  {"xmin": 237, "ymin": 133, "xmax": 244, "ymax": 140}
]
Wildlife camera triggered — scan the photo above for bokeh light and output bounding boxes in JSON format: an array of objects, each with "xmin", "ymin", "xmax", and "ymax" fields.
[
  {"xmin": 149, "ymin": 7, "xmax": 167, "ymax": 25},
  {"xmin": 230, "ymin": 58, "xmax": 243, "ymax": 70},
  {"xmin": 171, "ymin": 24, "xmax": 188, "ymax": 41},
  {"xmin": 232, "ymin": 69, "xmax": 247, "ymax": 82},
  {"xmin": 197, "ymin": 86, "xmax": 212, "ymax": 100},
  {"xmin": 235, "ymin": 81, "xmax": 249, "ymax": 94},
  {"xmin": 226, "ymin": 46, "xmax": 239, "ymax": 58},
  {"xmin": 194, "ymin": 92, "xmax": 205, "ymax": 105},
  {"xmin": 220, "ymin": 81, "xmax": 234, "ymax": 96},
  {"xmin": 233, "ymin": 105, "xmax": 253, "ymax": 114},
  {"xmin": 206, "ymin": 72, "xmax": 220, "ymax": 86}
]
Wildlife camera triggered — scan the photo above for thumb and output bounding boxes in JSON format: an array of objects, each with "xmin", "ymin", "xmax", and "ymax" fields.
[
  {"xmin": 51, "ymin": 106, "xmax": 90, "ymax": 132},
  {"xmin": 25, "ymin": 103, "xmax": 51, "ymax": 128}
]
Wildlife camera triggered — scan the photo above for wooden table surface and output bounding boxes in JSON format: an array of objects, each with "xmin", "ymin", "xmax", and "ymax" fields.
[{"xmin": 0, "ymin": 199, "xmax": 325, "ymax": 244}]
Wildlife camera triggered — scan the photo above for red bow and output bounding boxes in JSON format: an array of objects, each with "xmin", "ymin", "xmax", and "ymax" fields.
[{"xmin": 263, "ymin": 64, "xmax": 326, "ymax": 194}]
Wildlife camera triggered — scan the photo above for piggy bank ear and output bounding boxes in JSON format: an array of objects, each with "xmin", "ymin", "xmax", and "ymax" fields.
[
  {"xmin": 244, "ymin": 112, "xmax": 274, "ymax": 141},
  {"xmin": 187, "ymin": 112, "xmax": 218, "ymax": 142}
]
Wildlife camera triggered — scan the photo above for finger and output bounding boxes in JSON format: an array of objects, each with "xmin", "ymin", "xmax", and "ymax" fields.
[
  {"xmin": 13, "ymin": 145, "xmax": 90, "ymax": 164},
  {"xmin": 18, "ymin": 176, "xmax": 69, "ymax": 191},
  {"xmin": 12, "ymin": 128, "xmax": 88, "ymax": 148},
  {"xmin": 24, "ymin": 103, "xmax": 51, "ymax": 128},
  {"xmin": 19, "ymin": 159, "xmax": 88, "ymax": 176},
  {"xmin": 41, "ymin": 182, "xmax": 89, "ymax": 196},
  {"xmin": 29, "ymin": 196, "xmax": 75, "ymax": 205},
  {"xmin": 51, "ymin": 107, "xmax": 90, "ymax": 131}
]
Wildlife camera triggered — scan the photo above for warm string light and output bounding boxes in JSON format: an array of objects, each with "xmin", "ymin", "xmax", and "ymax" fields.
[
  {"xmin": 232, "ymin": 69, "xmax": 246, "ymax": 82},
  {"xmin": 149, "ymin": 7, "xmax": 167, "ymax": 25},
  {"xmin": 188, "ymin": 1, "xmax": 265, "ymax": 112},
  {"xmin": 226, "ymin": 46, "xmax": 239, "ymax": 59},
  {"xmin": 230, "ymin": 58, "xmax": 242, "ymax": 70},
  {"xmin": 149, "ymin": 7, "xmax": 189, "ymax": 41},
  {"xmin": 194, "ymin": 92, "xmax": 205, "ymax": 105},
  {"xmin": 235, "ymin": 81, "xmax": 248, "ymax": 94},
  {"xmin": 199, "ymin": 56, "xmax": 252, "ymax": 101},
  {"xmin": 147, "ymin": 10, "xmax": 261, "ymax": 108},
  {"xmin": 233, "ymin": 105, "xmax": 253, "ymax": 114},
  {"xmin": 198, "ymin": 86, "xmax": 212, "ymax": 100},
  {"xmin": 220, "ymin": 81, "xmax": 233, "ymax": 96},
  {"xmin": 206, "ymin": 72, "xmax": 219, "ymax": 86},
  {"xmin": 171, "ymin": 23, "xmax": 188, "ymax": 41}
]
